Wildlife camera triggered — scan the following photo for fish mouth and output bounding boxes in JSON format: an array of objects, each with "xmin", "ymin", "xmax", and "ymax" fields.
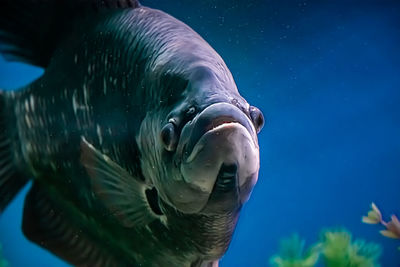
[
  {"xmin": 177, "ymin": 103, "xmax": 256, "ymax": 164},
  {"xmin": 171, "ymin": 103, "xmax": 260, "ymax": 213}
]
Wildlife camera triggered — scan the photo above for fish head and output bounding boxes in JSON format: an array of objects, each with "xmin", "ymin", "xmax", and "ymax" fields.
[{"xmin": 137, "ymin": 66, "xmax": 264, "ymax": 215}]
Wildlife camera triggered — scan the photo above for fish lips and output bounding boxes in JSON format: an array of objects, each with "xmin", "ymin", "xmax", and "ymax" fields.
[{"xmin": 172, "ymin": 103, "xmax": 260, "ymax": 213}]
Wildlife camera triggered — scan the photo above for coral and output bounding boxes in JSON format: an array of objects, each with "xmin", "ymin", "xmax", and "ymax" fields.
[
  {"xmin": 362, "ymin": 202, "xmax": 400, "ymax": 251},
  {"xmin": 269, "ymin": 229, "xmax": 381, "ymax": 267}
]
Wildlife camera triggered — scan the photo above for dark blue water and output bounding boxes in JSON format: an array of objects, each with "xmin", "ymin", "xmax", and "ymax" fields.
[{"xmin": 1, "ymin": 1, "xmax": 400, "ymax": 266}]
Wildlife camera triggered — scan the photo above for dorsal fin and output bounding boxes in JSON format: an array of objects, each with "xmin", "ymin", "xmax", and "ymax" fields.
[
  {"xmin": 22, "ymin": 182, "xmax": 129, "ymax": 266},
  {"xmin": 0, "ymin": 0, "xmax": 140, "ymax": 67}
]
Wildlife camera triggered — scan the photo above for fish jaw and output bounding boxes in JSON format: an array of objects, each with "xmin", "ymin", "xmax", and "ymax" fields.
[{"xmin": 168, "ymin": 103, "xmax": 260, "ymax": 214}]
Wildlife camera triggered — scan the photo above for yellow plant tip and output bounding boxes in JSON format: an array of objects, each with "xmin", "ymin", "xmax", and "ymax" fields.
[
  {"xmin": 380, "ymin": 230, "xmax": 399, "ymax": 239},
  {"xmin": 362, "ymin": 216, "xmax": 379, "ymax": 224},
  {"xmin": 391, "ymin": 215, "xmax": 400, "ymax": 225},
  {"xmin": 371, "ymin": 203, "xmax": 381, "ymax": 216},
  {"xmin": 368, "ymin": 210, "xmax": 380, "ymax": 221},
  {"xmin": 303, "ymin": 253, "xmax": 320, "ymax": 266}
]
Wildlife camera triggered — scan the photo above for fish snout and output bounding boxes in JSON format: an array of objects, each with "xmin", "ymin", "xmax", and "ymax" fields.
[{"xmin": 169, "ymin": 102, "xmax": 260, "ymax": 213}]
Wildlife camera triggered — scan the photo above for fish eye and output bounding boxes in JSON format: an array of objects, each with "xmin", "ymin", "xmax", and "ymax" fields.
[
  {"xmin": 249, "ymin": 106, "xmax": 264, "ymax": 134},
  {"xmin": 160, "ymin": 121, "xmax": 178, "ymax": 151}
]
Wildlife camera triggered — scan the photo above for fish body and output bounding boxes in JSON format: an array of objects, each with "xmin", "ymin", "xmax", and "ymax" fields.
[{"xmin": 0, "ymin": 1, "xmax": 264, "ymax": 266}]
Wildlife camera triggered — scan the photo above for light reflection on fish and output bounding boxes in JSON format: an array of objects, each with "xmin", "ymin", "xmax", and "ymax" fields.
[{"xmin": 0, "ymin": 0, "xmax": 264, "ymax": 266}]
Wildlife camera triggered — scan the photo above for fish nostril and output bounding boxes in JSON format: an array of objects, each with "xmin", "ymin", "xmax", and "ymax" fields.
[
  {"xmin": 186, "ymin": 106, "xmax": 196, "ymax": 116},
  {"xmin": 183, "ymin": 106, "xmax": 197, "ymax": 125},
  {"xmin": 160, "ymin": 122, "xmax": 178, "ymax": 151},
  {"xmin": 249, "ymin": 106, "xmax": 265, "ymax": 134}
]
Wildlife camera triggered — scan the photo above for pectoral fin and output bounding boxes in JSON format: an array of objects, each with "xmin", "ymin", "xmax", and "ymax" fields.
[{"xmin": 80, "ymin": 138, "xmax": 156, "ymax": 228}]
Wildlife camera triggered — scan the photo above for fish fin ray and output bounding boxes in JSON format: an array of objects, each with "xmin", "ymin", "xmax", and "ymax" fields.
[
  {"xmin": 80, "ymin": 137, "xmax": 157, "ymax": 228},
  {"xmin": 22, "ymin": 182, "xmax": 127, "ymax": 266},
  {"xmin": 0, "ymin": 90, "xmax": 28, "ymax": 213}
]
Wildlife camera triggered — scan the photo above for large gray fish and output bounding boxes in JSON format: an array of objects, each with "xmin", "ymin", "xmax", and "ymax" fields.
[{"xmin": 0, "ymin": 0, "xmax": 264, "ymax": 266}]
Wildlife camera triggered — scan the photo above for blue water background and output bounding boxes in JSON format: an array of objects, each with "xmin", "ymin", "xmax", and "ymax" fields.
[{"xmin": 0, "ymin": 0, "xmax": 399, "ymax": 266}]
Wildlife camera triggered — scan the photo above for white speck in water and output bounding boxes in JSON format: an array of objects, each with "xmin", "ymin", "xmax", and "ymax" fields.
[
  {"xmin": 50, "ymin": 162, "xmax": 57, "ymax": 171},
  {"xmin": 26, "ymin": 142, "xmax": 32, "ymax": 152},
  {"xmin": 24, "ymin": 99, "xmax": 29, "ymax": 112},
  {"xmin": 24, "ymin": 114, "xmax": 31, "ymax": 128},
  {"xmin": 145, "ymin": 226, "xmax": 152, "ymax": 233},
  {"xmin": 159, "ymin": 216, "xmax": 168, "ymax": 227},
  {"xmin": 72, "ymin": 91, "xmax": 78, "ymax": 115},
  {"xmin": 29, "ymin": 95, "xmax": 35, "ymax": 112},
  {"xmin": 38, "ymin": 117, "xmax": 44, "ymax": 127},
  {"xmin": 97, "ymin": 124, "xmax": 103, "ymax": 145},
  {"xmin": 83, "ymin": 84, "xmax": 89, "ymax": 105},
  {"xmin": 103, "ymin": 78, "xmax": 107, "ymax": 95}
]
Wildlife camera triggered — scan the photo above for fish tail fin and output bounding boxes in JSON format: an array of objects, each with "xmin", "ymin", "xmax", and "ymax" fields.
[
  {"xmin": 0, "ymin": 90, "xmax": 29, "ymax": 213},
  {"xmin": 0, "ymin": 0, "xmax": 140, "ymax": 68}
]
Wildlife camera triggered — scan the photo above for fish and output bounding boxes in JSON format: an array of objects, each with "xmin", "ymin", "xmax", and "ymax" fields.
[{"xmin": 0, "ymin": 0, "xmax": 264, "ymax": 266}]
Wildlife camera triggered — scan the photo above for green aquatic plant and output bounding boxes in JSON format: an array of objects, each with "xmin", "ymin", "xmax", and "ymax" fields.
[
  {"xmin": 319, "ymin": 229, "xmax": 381, "ymax": 267},
  {"xmin": 269, "ymin": 229, "xmax": 381, "ymax": 267},
  {"xmin": 362, "ymin": 202, "xmax": 400, "ymax": 250},
  {"xmin": 0, "ymin": 243, "xmax": 8, "ymax": 267},
  {"xmin": 269, "ymin": 234, "xmax": 320, "ymax": 267}
]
